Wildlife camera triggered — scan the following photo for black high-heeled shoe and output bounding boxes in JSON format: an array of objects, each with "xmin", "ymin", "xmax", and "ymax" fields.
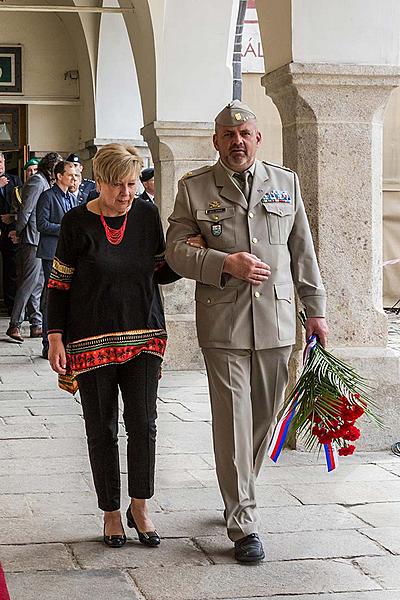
[
  {"xmin": 103, "ymin": 521, "xmax": 127, "ymax": 548},
  {"xmin": 126, "ymin": 505, "xmax": 160, "ymax": 546}
]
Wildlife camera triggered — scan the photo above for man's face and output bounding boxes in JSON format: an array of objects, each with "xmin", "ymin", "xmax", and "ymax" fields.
[
  {"xmin": 143, "ymin": 177, "xmax": 155, "ymax": 196},
  {"xmin": 25, "ymin": 165, "xmax": 38, "ymax": 179},
  {"xmin": 0, "ymin": 155, "xmax": 5, "ymax": 175},
  {"xmin": 213, "ymin": 120, "xmax": 262, "ymax": 172},
  {"xmin": 69, "ymin": 173, "xmax": 82, "ymax": 194},
  {"xmin": 57, "ymin": 163, "xmax": 78, "ymax": 189}
]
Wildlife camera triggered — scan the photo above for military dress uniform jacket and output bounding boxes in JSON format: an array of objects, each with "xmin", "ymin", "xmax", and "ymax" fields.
[{"xmin": 165, "ymin": 159, "xmax": 326, "ymax": 350}]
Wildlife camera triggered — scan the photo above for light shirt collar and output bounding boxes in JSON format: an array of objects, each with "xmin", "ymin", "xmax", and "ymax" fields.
[
  {"xmin": 146, "ymin": 192, "xmax": 154, "ymax": 201},
  {"xmin": 219, "ymin": 159, "xmax": 256, "ymax": 179}
]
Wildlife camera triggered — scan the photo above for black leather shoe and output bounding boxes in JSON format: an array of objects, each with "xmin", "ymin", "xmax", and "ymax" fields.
[
  {"xmin": 103, "ymin": 522, "xmax": 127, "ymax": 548},
  {"xmin": 234, "ymin": 533, "xmax": 265, "ymax": 563},
  {"xmin": 126, "ymin": 506, "xmax": 160, "ymax": 546}
]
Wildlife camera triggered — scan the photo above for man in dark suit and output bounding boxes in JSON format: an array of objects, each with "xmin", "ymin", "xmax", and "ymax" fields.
[
  {"xmin": 36, "ymin": 160, "xmax": 78, "ymax": 358},
  {"xmin": 139, "ymin": 167, "xmax": 155, "ymax": 203},
  {"xmin": 0, "ymin": 152, "xmax": 22, "ymax": 315},
  {"xmin": 65, "ymin": 152, "xmax": 96, "ymax": 196}
]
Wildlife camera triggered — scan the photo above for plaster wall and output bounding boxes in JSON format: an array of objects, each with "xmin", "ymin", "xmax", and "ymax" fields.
[
  {"xmin": 96, "ymin": 0, "xmax": 143, "ymax": 139},
  {"xmin": 149, "ymin": 0, "xmax": 239, "ymax": 122},
  {"xmin": 0, "ymin": 11, "xmax": 81, "ymax": 153}
]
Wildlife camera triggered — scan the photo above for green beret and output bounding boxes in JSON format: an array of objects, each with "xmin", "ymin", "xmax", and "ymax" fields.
[
  {"xmin": 215, "ymin": 100, "xmax": 257, "ymax": 126},
  {"xmin": 23, "ymin": 158, "xmax": 40, "ymax": 170}
]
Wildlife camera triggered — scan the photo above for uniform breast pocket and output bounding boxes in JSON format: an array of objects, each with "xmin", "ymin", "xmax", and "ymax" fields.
[
  {"xmin": 262, "ymin": 203, "xmax": 294, "ymax": 245},
  {"xmin": 196, "ymin": 207, "xmax": 236, "ymax": 249}
]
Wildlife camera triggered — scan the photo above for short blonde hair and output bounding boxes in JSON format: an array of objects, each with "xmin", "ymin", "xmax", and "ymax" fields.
[{"xmin": 92, "ymin": 143, "xmax": 143, "ymax": 184}]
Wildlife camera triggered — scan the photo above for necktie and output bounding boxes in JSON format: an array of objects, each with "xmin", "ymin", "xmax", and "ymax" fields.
[
  {"xmin": 233, "ymin": 171, "xmax": 252, "ymax": 201},
  {"xmin": 64, "ymin": 192, "xmax": 73, "ymax": 212}
]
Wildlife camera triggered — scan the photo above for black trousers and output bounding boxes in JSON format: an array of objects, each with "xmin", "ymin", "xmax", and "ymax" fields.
[
  {"xmin": 0, "ymin": 238, "xmax": 17, "ymax": 316},
  {"xmin": 77, "ymin": 353, "xmax": 161, "ymax": 512}
]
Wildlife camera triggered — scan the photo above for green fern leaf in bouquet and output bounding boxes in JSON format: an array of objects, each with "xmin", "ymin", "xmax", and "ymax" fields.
[{"xmin": 268, "ymin": 311, "xmax": 383, "ymax": 469}]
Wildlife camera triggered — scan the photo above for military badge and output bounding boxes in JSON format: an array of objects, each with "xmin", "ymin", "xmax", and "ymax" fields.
[
  {"xmin": 261, "ymin": 190, "xmax": 292, "ymax": 204},
  {"xmin": 234, "ymin": 112, "xmax": 242, "ymax": 121},
  {"xmin": 209, "ymin": 200, "xmax": 221, "ymax": 209},
  {"xmin": 211, "ymin": 223, "xmax": 222, "ymax": 237}
]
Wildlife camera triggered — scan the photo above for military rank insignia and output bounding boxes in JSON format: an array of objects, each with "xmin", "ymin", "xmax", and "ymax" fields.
[
  {"xmin": 211, "ymin": 223, "xmax": 222, "ymax": 237},
  {"xmin": 208, "ymin": 200, "xmax": 221, "ymax": 209},
  {"xmin": 261, "ymin": 190, "xmax": 292, "ymax": 203}
]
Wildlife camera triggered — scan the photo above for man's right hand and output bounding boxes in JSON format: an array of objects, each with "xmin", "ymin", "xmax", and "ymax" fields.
[
  {"xmin": 0, "ymin": 176, "xmax": 9, "ymax": 189},
  {"xmin": 223, "ymin": 252, "xmax": 271, "ymax": 285}
]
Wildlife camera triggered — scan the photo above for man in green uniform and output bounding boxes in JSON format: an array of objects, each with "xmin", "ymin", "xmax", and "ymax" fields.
[{"xmin": 166, "ymin": 101, "xmax": 328, "ymax": 562}]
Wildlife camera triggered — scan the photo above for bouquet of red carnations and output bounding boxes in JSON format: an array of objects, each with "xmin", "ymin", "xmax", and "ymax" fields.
[{"xmin": 268, "ymin": 312, "xmax": 383, "ymax": 471}]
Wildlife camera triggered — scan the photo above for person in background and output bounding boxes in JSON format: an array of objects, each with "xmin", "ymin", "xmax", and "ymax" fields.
[
  {"xmin": 47, "ymin": 143, "xmax": 179, "ymax": 548},
  {"xmin": 0, "ymin": 152, "xmax": 23, "ymax": 315},
  {"xmin": 8, "ymin": 158, "xmax": 41, "ymax": 229},
  {"xmin": 6, "ymin": 152, "xmax": 62, "ymax": 343},
  {"xmin": 166, "ymin": 100, "xmax": 328, "ymax": 563},
  {"xmin": 36, "ymin": 161, "xmax": 78, "ymax": 359},
  {"xmin": 139, "ymin": 167, "xmax": 155, "ymax": 203},
  {"xmin": 68, "ymin": 172, "xmax": 88, "ymax": 205},
  {"xmin": 65, "ymin": 152, "xmax": 96, "ymax": 196}
]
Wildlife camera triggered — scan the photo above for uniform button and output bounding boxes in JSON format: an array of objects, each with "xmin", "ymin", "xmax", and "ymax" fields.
[
  {"xmin": 254, "ymin": 291, "xmax": 261, "ymax": 298},
  {"xmin": 213, "ymin": 215, "xmax": 219, "ymax": 221},
  {"xmin": 252, "ymin": 237, "xmax": 258, "ymax": 244},
  {"xmin": 248, "ymin": 211, "xmax": 254, "ymax": 219},
  {"xmin": 207, "ymin": 298, "xmax": 212, "ymax": 304}
]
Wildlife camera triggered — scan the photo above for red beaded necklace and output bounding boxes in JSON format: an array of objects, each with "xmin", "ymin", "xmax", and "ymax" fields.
[{"xmin": 100, "ymin": 211, "xmax": 128, "ymax": 245}]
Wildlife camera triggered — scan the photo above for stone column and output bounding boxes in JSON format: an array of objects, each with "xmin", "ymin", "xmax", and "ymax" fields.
[
  {"xmin": 262, "ymin": 63, "xmax": 400, "ymax": 448},
  {"xmin": 142, "ymin": 121, "xmax": 216, "ymax": 370}
]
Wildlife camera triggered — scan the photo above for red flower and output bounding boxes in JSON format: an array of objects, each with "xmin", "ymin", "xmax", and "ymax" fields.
[
  {"xmin": 342, "ymin": 425, "xmax": 360, "ymax": 442},
  {"xmin": 318, "ymin": 431, "xmax": 335, "ymax": 444},
  {"xmin": 338, "ymin": 445, "xmax": 356, "ymax": 456}
]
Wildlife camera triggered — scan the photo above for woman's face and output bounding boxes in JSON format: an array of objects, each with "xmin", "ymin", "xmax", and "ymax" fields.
[{"xmin": 98, "ymin": 172, "xmax": 137, "ymax": 215}]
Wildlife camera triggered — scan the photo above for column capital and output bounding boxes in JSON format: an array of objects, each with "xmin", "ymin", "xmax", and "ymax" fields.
[
  {"xmin": 262, "ymin": 63, "xmax": 400, "ymax": 125},
  {"xmin": 141, "ymin": 120, "xmax": 216, "ymax": 162}
]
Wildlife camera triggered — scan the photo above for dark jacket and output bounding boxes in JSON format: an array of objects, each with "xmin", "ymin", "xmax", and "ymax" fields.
[
  {"xmin": 139, "ymin": 190, "xmax": 155, "ymax": 204},
  {"xmin": 36, "ymin": 184, "xmax": 79, "ymax": 260},
  {"xmin": 16, "ymin": 172, "xmax": 50, "ymax": 246},
  {"xmin": 0, "ymin": 172, "xmax": 22, "ymax": 238}
]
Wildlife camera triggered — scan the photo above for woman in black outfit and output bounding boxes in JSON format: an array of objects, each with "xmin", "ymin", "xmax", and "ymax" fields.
[{"xmin": 48, "ymin": 143, "xmax": 179, "ymax": 548}]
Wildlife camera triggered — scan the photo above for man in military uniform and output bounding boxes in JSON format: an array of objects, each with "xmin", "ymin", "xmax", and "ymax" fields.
[
  {"xmin": 65, "ymin": 153, "xmax": 96, "ymax": 197},
  {"xmin": 166, "ymin": 100, "xmax": 328, "ymax": 563},
  {"xmin": 139, "ymin": 167, "xmax": 155, "ymax": 203}
]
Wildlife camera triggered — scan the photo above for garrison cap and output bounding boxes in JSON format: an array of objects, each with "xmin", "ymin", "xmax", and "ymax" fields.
[
  {"xmin": 140, "ymin": 167, "xmax": 154, "ymax": 182},
  {"xmin": 215, "ymin": 100, "xmax": 257, "ymax": 127},
  {"xmin": 66, "ymin": 153, "xmax": 81, "ymax": 164},
  {"xmin": 23, "ymin": 157, "xmax": 40, "ymax": 170}
]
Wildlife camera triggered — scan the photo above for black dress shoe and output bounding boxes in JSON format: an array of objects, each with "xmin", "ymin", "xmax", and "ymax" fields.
[
  {"xmin": 126, "ymin": 506, "xmax": 160, "ymax": 546},
  {"xmin": 234, "ymin": 533, "xmax": 265, "ymax": 563},
  {"xmin": 103, "ymin": 523, "xmax": 127, "ymax": 548}
]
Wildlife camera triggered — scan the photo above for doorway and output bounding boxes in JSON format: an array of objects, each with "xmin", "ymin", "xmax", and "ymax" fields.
[{"xmin": 0, "ymin": 104, "xmax": 28, "ymax": 177}]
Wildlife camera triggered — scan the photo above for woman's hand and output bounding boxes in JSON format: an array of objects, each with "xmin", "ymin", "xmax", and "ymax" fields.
[
  {"xmin": 186, "ymin": 234, "xmax": 207, "ymax": 249},
  {"xmin": 48, "ymin": 333, "xmax": 67, "ymax": 375}
]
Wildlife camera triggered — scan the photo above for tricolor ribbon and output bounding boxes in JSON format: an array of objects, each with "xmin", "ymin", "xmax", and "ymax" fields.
[
  {"xmin": 267, "ymin": 334, "xmax": 340, "ymax": 472},
  {"xmin": 324, "ymin": 443, "xmax": 338, "ymax": 472}
]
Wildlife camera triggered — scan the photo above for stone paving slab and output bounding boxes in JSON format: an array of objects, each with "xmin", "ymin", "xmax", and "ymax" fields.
[
  {"xmin": 195, "ymin": 529, "xmax": 387, "ymax": 563},
  {"xmin": 0, "ymin": 423, "xmax": 50, "ymax": 439},
  {"xmin": 0, "ymin": 473, "xmax": 91, "ymax": 495},
  {"xmin": 0, "ymin": 456, "xmax": 91, "ymax": 476},
  {"xmin": 355, "ymin": 556, "xmax": 400, "ymax": 589},
  {"xmin": 0, "ymin": 495, "xmax": 30, "ymax": 518},
  {"xmin": 380, "ymin": 461, "xmax": 400, "ymax": 476},
  {"xmin": 0, "ymin": 515, "xmax": 102, "ymax": 544},
  {"xmin": 257, "ymin": 463, "xmax": 400, "ymax": 484},
  {"xmin": 258, "ymin": 504, "xmax": 366, "ymax": 533},
  {"xmin": 130, "ymin": 560, "xmax": 379, "ymax": 600},
  {"xmin": 359, "ymin": 526, "xmax": 400, "ymax": 553},
  {"xmin": 71, "ymin": 538, "xmax": 210, "ymax": 569},
  {"xmin": 1, "ymin": 543, "xmax": 75, "ymax": 572},
  {"xmin": 232, "ymin": 593, "xmax": 400, "ymax": 600},
  {"xmin": 0, "ymin": 438, "xmax": 89, "ymax": 459},
  {"xmin": 284, "ymin": 480, "xmax": 400, "ymax": 505},
  {"xmin": 156, "ymin": 453, "xmax": 211, "ymax": 470},
  {"xmin": 349, "ymin": 503, "xmax": 400, "ymax": 527},
  {"xmin": 5, "ymin": 570, "xmax": 141, "ymax": 600}
]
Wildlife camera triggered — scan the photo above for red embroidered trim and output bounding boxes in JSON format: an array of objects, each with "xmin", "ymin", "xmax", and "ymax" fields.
[
  {"xmin": 67, "ymin": 337, "xmax": 167, "ymax": 375},
  {"xmin": 48, "ymin": 279, "xmax": 71, "ymax": 291}
]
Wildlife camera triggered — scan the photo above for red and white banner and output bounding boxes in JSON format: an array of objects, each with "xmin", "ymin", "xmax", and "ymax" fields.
[{"xmin": 242, "ymin": 0, "xmax": 264, "ymax": 73}]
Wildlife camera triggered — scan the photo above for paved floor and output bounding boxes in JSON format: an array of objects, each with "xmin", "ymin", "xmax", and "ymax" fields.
[{"xmin": 1, "ymin": 316, "xmax": 400, "ymax": 600}]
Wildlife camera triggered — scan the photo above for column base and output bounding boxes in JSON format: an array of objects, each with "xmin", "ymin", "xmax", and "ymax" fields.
[{"xmin": 164, "ymin": 314, "xmax": 204, "ymax": 370}]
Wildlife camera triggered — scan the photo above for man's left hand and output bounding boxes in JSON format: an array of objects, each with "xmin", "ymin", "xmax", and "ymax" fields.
[{"xmin": 305, "ymin": 317, "xmax": 329, "ymax": 347}]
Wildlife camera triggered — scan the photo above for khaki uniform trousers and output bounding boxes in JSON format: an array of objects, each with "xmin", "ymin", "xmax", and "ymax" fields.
[{"xmin": 202, "ymin": 345, "xmax": 292, "ymax": 541}]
